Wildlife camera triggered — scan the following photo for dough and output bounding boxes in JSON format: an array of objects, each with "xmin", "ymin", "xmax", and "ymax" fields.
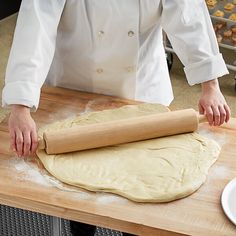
[{"xmin": 37, "ymin": 104, "xmax": 220, "ymax": 202}]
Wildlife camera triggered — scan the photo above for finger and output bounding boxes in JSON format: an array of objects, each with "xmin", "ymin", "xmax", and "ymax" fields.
[
  {"xmin": 211, "ymin": 105, "xmax": 221, "ymax": 126},
  {"xmin": 205, "ymin": 106, "xmax": 214, "ymax": 126},
  {"xmin": 23, "ymin": 131, "xmax": 31, "ymax": 157},
  {"xmin": 224, "ymin": 104, "xmax": 231, "ymax": 123},
  {"xmin": 30, "ymin": 130, "xmax": 38, "ymax": 155},
  {"xmin": 9, "ymin": 130, "xmax": 16, "ymax": 152},
  {"xmin": 15, "ymin": 130, "xmax": 24, "ymax": 157},
  {"xmin": 198, "ymin": 103, "xmax": 205, "ymax": 115},
  {"xmin": 218, "ymin": 105, "xmax": 226, "ymax": 125}
]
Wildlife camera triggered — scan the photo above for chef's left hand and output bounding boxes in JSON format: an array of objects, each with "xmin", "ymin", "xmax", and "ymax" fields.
[{"xmin": 198, "ymin": 79, "xmax": 230, "ymax": 126}]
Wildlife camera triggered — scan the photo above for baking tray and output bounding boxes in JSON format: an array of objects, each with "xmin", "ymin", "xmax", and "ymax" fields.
[
  {"xmin": 206, "ymin": 0, "xmax": 236, "ymax": 21},
  {"xmin": 212, "ymin": 18, "xmax": 236, "ymax": 48},
  {"xmin": 206, "ymin": 0, "xmax": 236, "ymax": 48}
]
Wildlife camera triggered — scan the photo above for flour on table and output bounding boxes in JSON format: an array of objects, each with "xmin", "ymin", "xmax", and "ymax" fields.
[
  {"xmin": 81, "ymin": 100, "xmax": 98, "ymax": 114},
  {"xmin": 9, "ymin": 156, "xmax": 50, "ymax": 186},
  {"xmin": 207, "ymin": 165, "xmax": 231, "ymax": 180},
  {"xmin": 198, "ymin": 129, "xmax": 227, "ymax": 147},
  {"xmin": 96, "ymin": 193, "xmax": 128, "ymax": 204},
  {"xmin": 9, "ymin": 156, "xmax": 125, "ymax": 203}
]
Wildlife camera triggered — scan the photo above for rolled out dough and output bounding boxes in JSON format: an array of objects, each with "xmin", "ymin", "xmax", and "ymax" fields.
[{"xmin": 37, "ymin": 104, "xmax": 220, "ymax": 202}]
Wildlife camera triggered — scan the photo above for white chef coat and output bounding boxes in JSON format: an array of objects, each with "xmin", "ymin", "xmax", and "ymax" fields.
[{"xmin": 2, "ymin": 0, "xmax": 228, "ymax": 111}]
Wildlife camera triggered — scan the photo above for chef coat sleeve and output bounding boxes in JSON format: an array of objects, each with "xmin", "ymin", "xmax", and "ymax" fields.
[
  {"xmin": 2, "ymin": 0, "xmax": 66, "ymax": 111},
  {"xmin": 161, "ymin": 0, "xmax": 229, "ymax": 85}
]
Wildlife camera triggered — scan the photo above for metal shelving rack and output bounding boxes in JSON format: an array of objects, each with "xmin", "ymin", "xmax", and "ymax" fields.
[{"xmin": 165, "ymin": 1, "xmax": 236, "ymax": 89}]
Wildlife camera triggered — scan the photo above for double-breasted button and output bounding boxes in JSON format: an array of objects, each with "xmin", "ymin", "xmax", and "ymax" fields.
[
  {"xmin": 98, "ymin": 31, "xmax": 104, "ymax": 37},
  {"xmin": 96, "ymin": 68, "xmax": 103, "ymax": 73},
  {"xmin": 128, "ymin": 31, "xmax": 135, "ymax": 37}
]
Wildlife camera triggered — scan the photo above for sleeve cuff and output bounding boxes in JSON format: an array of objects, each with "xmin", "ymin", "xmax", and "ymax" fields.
[
  {"xmin": 184, "ymin": 53, "xmax": 229, "ymax": 86},
  {"xmin": 2, "ymin": 81, "xmax": 41, "ymax": 111}
]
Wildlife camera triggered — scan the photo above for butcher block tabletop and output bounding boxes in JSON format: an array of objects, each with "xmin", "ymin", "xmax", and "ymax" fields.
[{"xmin": 0, "ymin": 86, "xmax": 235, "ymax": 236}]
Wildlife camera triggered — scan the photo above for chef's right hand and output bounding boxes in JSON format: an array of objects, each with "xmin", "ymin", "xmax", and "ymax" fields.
[{"xmin": 8, "ymin": 105, "xmax": 38, "ymax": 157}]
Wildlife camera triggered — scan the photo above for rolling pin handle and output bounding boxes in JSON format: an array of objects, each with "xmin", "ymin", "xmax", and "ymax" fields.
[
  {"xmin": 198, "ymin": 114, "xmax": 208, "ymax": 124},
  {"xmin": 38, "ymin": 138, "xmax": 46, "ymax": 150}
]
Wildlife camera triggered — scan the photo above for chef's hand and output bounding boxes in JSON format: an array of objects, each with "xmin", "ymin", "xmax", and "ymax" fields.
[
  {"xmin": 8, "ymin": 105, "xmax": 38, "ymax": 157},
  {"xmin": 198, "ymin": 79, "xmax": 230, "ymax": 126}
]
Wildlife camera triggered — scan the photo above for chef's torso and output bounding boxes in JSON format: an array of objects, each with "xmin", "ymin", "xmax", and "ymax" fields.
[{"xmin": 47, "ymin": 0, "xmax": 173, "ymax": 105}]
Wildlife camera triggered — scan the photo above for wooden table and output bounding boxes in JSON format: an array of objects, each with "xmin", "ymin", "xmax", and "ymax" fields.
[{"xmin": 0, "ymin": 86, "xmax": 236, "ymax": 236}]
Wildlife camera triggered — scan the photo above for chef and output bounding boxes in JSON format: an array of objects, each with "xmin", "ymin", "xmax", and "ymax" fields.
[{"xmin": 2, "ymin": 1, "xmax": 231, "ymax": 235}]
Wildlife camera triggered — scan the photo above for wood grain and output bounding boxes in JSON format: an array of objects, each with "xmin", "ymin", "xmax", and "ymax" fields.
[
  {"xmin": 42, "ymin": 108, "xmax": 199, "ymax": 154},
  {"xmin": 0, "ymin": 86, "xmax": 235, "ymax": 236}
]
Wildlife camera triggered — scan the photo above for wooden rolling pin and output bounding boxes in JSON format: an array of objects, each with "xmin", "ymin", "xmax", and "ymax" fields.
[{"xmin": 38, "ymin": 108, "xmax": 207, "ymax": 154}]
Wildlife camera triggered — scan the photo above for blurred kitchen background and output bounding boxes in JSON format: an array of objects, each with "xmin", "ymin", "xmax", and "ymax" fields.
[{"xmin": 0, "ymin": 1, "xmax": 235, "ymax": 122}]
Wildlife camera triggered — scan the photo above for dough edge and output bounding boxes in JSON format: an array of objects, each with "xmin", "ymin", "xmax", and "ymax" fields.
[{"xmin": 37, "ymin": 104, "xmax": 220, "ymax": 203}]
